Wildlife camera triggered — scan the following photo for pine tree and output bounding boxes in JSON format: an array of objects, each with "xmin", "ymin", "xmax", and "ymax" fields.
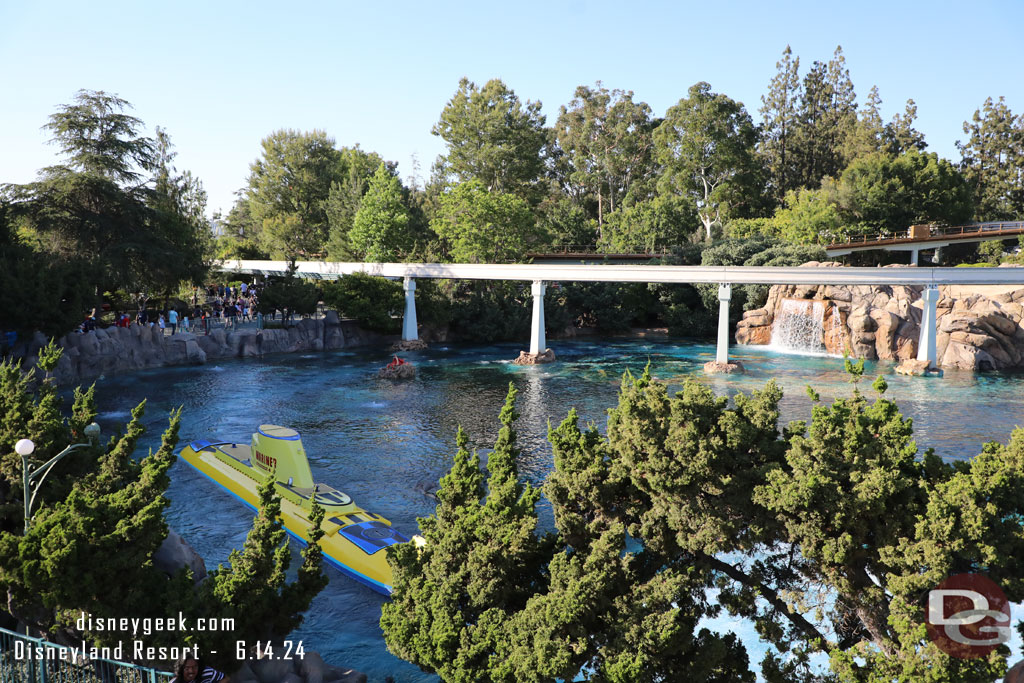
[
  {"xmin": 792, "ymin": 47, "xmax": 858, "ymax": 188},
  {"xmin": 759, "ymin": 45, "xmax": 802, "ymax": 202},
  {"xmin": 348, "ymin": 163, "xmax": 412, "ymax": 261},
  {"xmin": 957, "ymin": 96, "xmax": 1024, "ymax": 220}
]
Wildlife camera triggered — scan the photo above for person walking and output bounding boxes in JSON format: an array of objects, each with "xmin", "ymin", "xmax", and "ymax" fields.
[
  {"xmin": 158, "ymin": 314, "xmax": 166, "ymax": 335},
  {"xmin": 170, "ymin": 654, "xmax": 228, "ymax": 683},
  {"xmin": 168, "ymin": 308, "xmax": 179, "ymax": 335}
]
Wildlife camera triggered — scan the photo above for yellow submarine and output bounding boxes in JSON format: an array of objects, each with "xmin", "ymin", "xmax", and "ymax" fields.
[{"xmin": 180, "ymin": 425, "xmax": 408, "ymax": 595}]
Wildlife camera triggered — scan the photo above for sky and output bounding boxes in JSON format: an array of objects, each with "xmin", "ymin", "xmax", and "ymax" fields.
[{"xmin": 2, "ymin": 0, "xmax": 1022, "ymax": 218}]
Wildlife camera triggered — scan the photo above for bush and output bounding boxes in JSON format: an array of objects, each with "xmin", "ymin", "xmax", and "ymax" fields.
[{"xmin": 321, "ymin": 272, "xmax": 402, "ymax": 334}]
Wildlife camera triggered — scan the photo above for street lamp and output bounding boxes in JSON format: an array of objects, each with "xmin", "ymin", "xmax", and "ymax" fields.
[{"xmin": 16, "ymin": 422, "xmax": 101, "ymax": 532}]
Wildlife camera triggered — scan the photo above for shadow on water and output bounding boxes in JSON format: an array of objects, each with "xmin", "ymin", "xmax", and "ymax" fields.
[{"xmin": 80, "ymin": 338, "xmax": 1024, "ymax": 681}]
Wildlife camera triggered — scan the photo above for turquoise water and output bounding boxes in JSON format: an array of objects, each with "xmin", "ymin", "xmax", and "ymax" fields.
[{"xmin": 86, "ymin": 339, "xmax": 1024, "ymax": 681}]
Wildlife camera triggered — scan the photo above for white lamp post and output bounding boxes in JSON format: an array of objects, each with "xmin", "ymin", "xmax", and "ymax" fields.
[{"xmin": 17, "ymin": 422, "xmax": 101, "ymax": 532}]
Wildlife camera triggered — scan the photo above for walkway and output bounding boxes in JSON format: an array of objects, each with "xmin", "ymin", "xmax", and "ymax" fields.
[{"xmin": 825, "ymin": 221, "xmax": 1024, "ymax": 264}]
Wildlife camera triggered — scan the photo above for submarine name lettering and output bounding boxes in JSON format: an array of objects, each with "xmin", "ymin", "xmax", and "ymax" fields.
[{"xmin": 254, "ymin": 449, "xmax": 277, "ymax": 470}]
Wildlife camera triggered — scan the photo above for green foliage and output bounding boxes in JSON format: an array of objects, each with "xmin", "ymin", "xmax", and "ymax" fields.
[
  {"xmin": 957, "ymin": 96, "xmax": 1024, "ymax": 220},
  {"xmin": 537, "ymin": 197, "xmax": 598, "ymax": 248},
  {"xmin": 759, "ymin": 45, "xmax": 802, "ymax": 203},
  {"xmin": 321, "ymin": 272, "xmax": 402, "ymax": 334},
  {"xmin": 976, "ymin": 239, "xmax": 1005, "ymax": 264},
  {"xmin": 835, "ymin": 150, "xmax": 972, "ymax": 234},
  {"xmin": 791, "ymin": 47, "xmax": 858, "ymax": 189},
  {"xmin": 255, "ymin": 265, "xmax": 320, "ymax": 320},
  {"xmin": 323, "ymin": 147, "xmax": 390, "ymax": 260},
  {"xmin": 433, "ymin": 78, "xmax": 547, "ymax": 200},
  {"xmin": 385, "ymin": 369, "xmax": 1024, "ymax": 681},
  {"xmin": 655, "ymin": 82, "xmax": 765, "ymax": 240},
  {"xmin": 382, "ymin": 384, "xmax": 552, "ymax": 681},
  {"xmin": 598, "ymin": 195, "xmax": 697, "ymax": 253},
  {"xmin": 247, "ymin": 129, "xmax": 341, "ymax": 259},
  {"xmin": 444, "ymin": 281, "xmax": 533, "ymax": 342},
  {"xmin": 561, "ymin": 281, "xmax": 657, "ymax": 333},
  {"xmin": 555, "ymin": 83, "xmax": 656, "ymax": 226},
  {"xmin": 198, "ymin": 474, "xmax": 327, "ymax": 667},
  {"xmin": 3, "ymin": 91, "xmax": 211, "ymax": 304},
  {"xmin": 348, "ymin": 164, "xmax": 412, "ymax": 261},
  {"xmin": 431, "ymin": 180, "xmax": 546, "ymax": 263},
  {"xmin": 773, "ymin": 187, "xmax": 844, "ymax": 244}
]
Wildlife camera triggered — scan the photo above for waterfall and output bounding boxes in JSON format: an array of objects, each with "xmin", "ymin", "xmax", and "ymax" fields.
[{"xmin": 770, "ymin": 299, "xmax": 827, "ymax": 354}]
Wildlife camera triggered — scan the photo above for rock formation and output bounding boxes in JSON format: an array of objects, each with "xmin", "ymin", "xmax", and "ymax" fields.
[
  {"xmin": 4, "ymin": 313, "xmax": 398, "ymax": 386},
  {"xmin": 735, "ymin": 262, "xmax": 1024, "ymax": 371},
  {"xmin": 512, "ymin": 348, "xmax": 556, "ymax": 365}
]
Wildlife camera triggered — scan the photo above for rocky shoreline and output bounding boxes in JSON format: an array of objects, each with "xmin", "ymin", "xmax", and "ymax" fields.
[
  {"xmin": 6, "ymin": 313, "xmax": 395, "ymax": 386},
  {"xmin": 735, "ymin": 262, "xmax": 1024, "ymax": 371}
]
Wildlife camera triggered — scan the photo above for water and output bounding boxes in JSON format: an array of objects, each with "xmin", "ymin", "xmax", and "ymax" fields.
[
  {"xmin": 82, "ymin": 339, "xmax": 1024, "ymax": 681},
  {"xmin": 770, "ymin": 298, "xmax": 827, "ymax": 354}
]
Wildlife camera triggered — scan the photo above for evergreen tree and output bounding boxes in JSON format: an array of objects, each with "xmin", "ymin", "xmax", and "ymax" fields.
[
  {"xmin": 381, "ymin": 384, "xmax": 551, "ymax": 682},
  {"xmin": 759, "ymin": 45, "xmax": 802, "ymax": 202},
  {"xmin": 432, "ymin": 78, "xmax": 548, "ymax": 200},
  {"xmin": 792, "ymin": 47, "xmax": 858, "ymax": 188},
  {"xmin": 323, "ymin": 147, "xmax": 390, "ymax": 259},
  {"xmin": 348, "ymin": 163, "xmax": 412, "ymax": 261},
  {"xmin": 246, "ymin": 129, "xmax": 342, "ymax": 260},
  {"xmin": 957, "ymin": 96, "xmax": 1024, "ymax": 220}
]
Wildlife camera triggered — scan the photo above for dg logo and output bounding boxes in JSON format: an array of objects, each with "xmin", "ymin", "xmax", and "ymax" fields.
[{"xmin": 926, "ymin": 573, "xmax": 1011, "ymax": 659}]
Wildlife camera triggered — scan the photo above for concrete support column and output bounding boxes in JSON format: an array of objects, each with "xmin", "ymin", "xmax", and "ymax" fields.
[
  {"xmin": 716, "ymin": 283, "xmax": 732, "ymax": 364},
  {"xmin": 529, "ymin": 280, "xmax": 547, "ymax": 354},
  {"xmin": 910, "ymin": 248, "xmax": 920, "ymax": 266},
  {"xmin": 916, "ymin": 285, "xmax": 940, "ymax": 369},
  {"xmin": 402, "ymin": 277, "xmax": 418, "ymax": 342}
]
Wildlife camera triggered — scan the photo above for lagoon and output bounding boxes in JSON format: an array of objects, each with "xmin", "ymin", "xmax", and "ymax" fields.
[{"xmin": 88, "ymin": 339, "xmax": 1024, "ymax": 681}]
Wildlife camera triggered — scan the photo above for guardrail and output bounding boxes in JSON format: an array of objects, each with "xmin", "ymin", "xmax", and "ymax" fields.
[
  {"xmin": 0, "ymin": 627, "xmax": 172, "ymax": 683},
  {"xmin": 826, "ymin": 221, "xmax": 1024, "ymax": 250}
]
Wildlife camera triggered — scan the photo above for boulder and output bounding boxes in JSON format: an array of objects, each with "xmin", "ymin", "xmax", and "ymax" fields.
[
  {"xmin": 512, "ymin": 348, "xmax": 556, "ymax": 365},
  {"xmin": 703, "ymin": 361, "xmax": 744, "ymax": 374},
  {"xmin": 392, "ymin": 339, "xmax": 429, "ymax": 351},
  {"xmin": 153, "ymin": 530, "xmax": 207, "ymax": 583}
]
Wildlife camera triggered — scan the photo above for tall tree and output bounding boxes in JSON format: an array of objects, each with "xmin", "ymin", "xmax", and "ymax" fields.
[
  {"xmin": 2, "ymin": 90, "xmax": 209, "ymax": 303},
  {"xmin": 885, "ymin": 98, "xmax": 927, "ymax": 156},
  {"xmin": 957, "ymin": 96, "xmax": 1024, "ymax": 220},
  {"xmin": 555, "ymin": 83, "xmax": 656, "ymax": 230},
  {"xmin": 759, "ymin": 45, "xmax": 802, "ymax": 202},
  {"xmin": 655, "ymin": 82, "xmax": 763, "ymax": 240},
  {"xmin": 246, "ymin": 129, "xmax": 341, "ymax": 260},
  {"xmin": 430, "ymin": 180, "xmax": 546, "ymax": 263},
  {"xmin": 347, "ymin": 163, "xmax": 412, "ymax": 261},
  {"xmin": 792, "ymin": 47, "xmax": 858, "ymax": 188},
  {"xmin": 432, "ymin": 78, "xmax": 547, "ymax": 200},
  {"xmin": 324, "ymin": 146, "xmax": 389, "ymax": 259}
]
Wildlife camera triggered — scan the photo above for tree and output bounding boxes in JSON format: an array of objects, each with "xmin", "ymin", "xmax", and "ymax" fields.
[
  {"xmin": 773, "ymin": 187, "xmax": 845, "ymax": 244},
  {"xmin": 430, "ymin": 180, "xmax": 546, "ymax": 263},
  {"xmin": 835, "ymin": 150, "xmax": 972, "ymax": 234},
  {"xmin": 348, "ymin": 163, "xmax": 412, "ymax": 261},
  {"xmin": 598, "ymin": 195, "xmax": 696, "ymax": 253},
  {"xmin": 2, "ymin": 90, "xmax": 210, "ymax": 301},
  {"xmin": 324, "ymin": 146, "xmax": 389, "ymax": 259},
  {"xmin": 555, "ymin": 83, "xmax": 656, "ymax": 230},
  {"xmin": 0, "ymin": 350, "xmax": 327, "ymax": 670},
  {"xmin": 321, "ymin": 272, "xmax": 403, "ymax": 334},
  {"xmin": 791, "ymin": 47, "xmax": 858, "ymax": 188},
  {"xmin": 957, "ymin": 96, "xmax": 1024, "ymax": 220},
  {"xmin": 246, "ymin": 129, "xmax": 341, "ymax": 259},
  {"xmin": 255, "ymin": 265, "xmax": 320, "ymax": 323},
  {"xmin": 432, "ymin": 78, "xmax": 547, "ymax": 199},
  {"xmin": 759, "ymin": 45, "xmax": 802, "ymax": 202},
  {"xmin": 655, "ymin": 82, "xmax": 764, "ymax": 241},
  {"xmin": 381, "ymin": 384, "xmax": 552, "ymax": 682}
]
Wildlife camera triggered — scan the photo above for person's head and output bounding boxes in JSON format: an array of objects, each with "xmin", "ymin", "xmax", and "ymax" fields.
[{"xmin": 174, "ymin": 655, "xmax": 201, "ymax": 682}]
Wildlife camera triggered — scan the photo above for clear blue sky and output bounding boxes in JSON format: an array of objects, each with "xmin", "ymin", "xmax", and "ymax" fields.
[{"xmin": 2, "ymin": 0, "xmax": 1021, "ymax": 218}]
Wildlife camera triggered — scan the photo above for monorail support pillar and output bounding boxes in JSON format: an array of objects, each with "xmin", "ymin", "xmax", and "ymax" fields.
[
  {"xmin": 917, "ymin": 285, "xmax": 940, "ymax": 369},
  {"xmin": 716, "ymin": 283, "xmax": 731, "ymax": 364},
  {"xmin": 402, "ymin": 277, "xmax": 418, "ymax": 342},
  {"xmin": 529, "ymin": 280, "xmax": 546, "ymax": 354}
]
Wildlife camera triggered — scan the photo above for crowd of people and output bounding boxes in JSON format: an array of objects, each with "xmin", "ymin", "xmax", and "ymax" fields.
[{"xmin": 76, "ymin": 281, "xmax": 265, "ymax": 336}]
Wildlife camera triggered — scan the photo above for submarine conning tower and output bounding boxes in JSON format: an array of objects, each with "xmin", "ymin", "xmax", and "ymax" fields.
[{"xmin": 251, "ymin": 425, "xmax": 315, "ymax": 489}]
